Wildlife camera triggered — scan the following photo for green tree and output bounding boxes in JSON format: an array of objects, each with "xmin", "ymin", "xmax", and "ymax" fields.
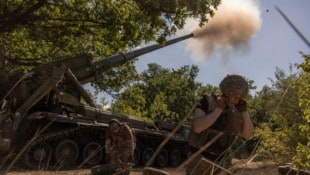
[
  {"xmin": 255, "ymin": 61, "xmax": 309, "ymax": 167},
  {"xmin": 0, "ymin": 0, "xmax": 221, "ymax": 98},
  {"xmin": 291, "ymin": 54, "xmax": 310, "ymax": 170},
  {"xmin": 250, "ymin": 86, "xmax": 273, "ymax": 125},
  {"xmin": 112, "ymin": 85, "xmax": 147, "ymax": 118},
  {"xmin": 112, "ymin": 63, "xmax": 202, "ymax": 122}
]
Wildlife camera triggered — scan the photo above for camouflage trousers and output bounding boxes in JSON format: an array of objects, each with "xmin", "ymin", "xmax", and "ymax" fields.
[
  {"xmin": 108, "ymin": 147, "xmax": 132, "ymax": 164},
  {"xmin": 186, "ymin": 152, "xmax": 233, "ymax": 175},
  {"xmin": 103, "ymin": 147, "xmax": 133, "ymax": 175},
  {"xmin": 91, "ymin": 163, "xmax": 132, "ymax": 175}
]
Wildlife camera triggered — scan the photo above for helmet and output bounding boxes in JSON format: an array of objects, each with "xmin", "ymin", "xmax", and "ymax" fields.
[
  {"xmin": 108, "ymin": 119, "xmax": 121, "ymax": 128},
  {"xmin": 108, "ymin": 118, "xmax": 120, "ymax": 125},
  {"xmin": 219, "ymin": 74, "xmax": 248, "ymax": 98}
]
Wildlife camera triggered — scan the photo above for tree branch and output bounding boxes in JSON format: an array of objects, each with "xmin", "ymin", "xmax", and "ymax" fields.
[{"xmin": 0, "ymin": 0, "xmax": 48, "ymax": 33}]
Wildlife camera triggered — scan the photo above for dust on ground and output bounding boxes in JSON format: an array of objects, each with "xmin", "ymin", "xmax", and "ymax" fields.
[{"xmin": 4, "ymin": 159, "xmax": 278, "ymax": 175}]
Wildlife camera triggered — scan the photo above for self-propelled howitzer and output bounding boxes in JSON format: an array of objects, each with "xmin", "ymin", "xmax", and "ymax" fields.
[{"xmin": 0, "ymin": 33, "xmax": 193, "ymax": 170}]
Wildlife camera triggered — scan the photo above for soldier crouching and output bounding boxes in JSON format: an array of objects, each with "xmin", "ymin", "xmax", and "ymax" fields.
[{"xmin": 91, "ymin": 119, "xmax": 135, "ymax": 175}]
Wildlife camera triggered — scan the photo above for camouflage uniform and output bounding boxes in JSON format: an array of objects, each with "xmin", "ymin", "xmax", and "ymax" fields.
[
  {"xmin": 92, "ymin": 119, "xmax": 136, "ymax": 175},
  {"xmin": 105, "ymin": 119, "xmax": 136, "ymax": 165},
  {"xmin": 91, "ymin": 163, "xmax": 133, "ymax": 175},
  {"xmin": 186, "ymin": 75, "xmax": 249, "ymax": 175}
]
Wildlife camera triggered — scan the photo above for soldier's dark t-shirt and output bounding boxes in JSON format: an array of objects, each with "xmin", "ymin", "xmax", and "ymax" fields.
[{"xmin": 187, "ymin": 94, "xmax": 243, "ymax": 155}]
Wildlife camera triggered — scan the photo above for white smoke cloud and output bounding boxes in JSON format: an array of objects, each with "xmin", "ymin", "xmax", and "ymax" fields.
[{"xmin": 180, "ymin": 0, "xmax": 262, "ymax": 63}]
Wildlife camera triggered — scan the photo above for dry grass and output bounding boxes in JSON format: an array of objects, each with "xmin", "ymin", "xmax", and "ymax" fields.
[
  {"xmin": 4, "ymin": 159, "xmax": 278, "ymax": 175},
  {"xmin": 5, "ymin": 169, "xmax": 90, "ymax": 175},
  {"xmin": 232, "ymin": 159, "xmax": 278, "ymax": 175}
]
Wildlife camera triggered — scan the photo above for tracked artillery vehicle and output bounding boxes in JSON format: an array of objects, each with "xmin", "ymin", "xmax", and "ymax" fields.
[{"xmin": 0, "ymin": 33, "xmax": 193, "ymax": 170}]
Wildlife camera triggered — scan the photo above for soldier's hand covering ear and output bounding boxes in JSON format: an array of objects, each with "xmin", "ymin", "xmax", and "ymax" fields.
[
  {"xmin": 236, "ymin": 99, "xmax": 247, "ymax": 112},
  {"xmin": 216, "ymin": 95, "xmax": 226, "ymax": 111}
]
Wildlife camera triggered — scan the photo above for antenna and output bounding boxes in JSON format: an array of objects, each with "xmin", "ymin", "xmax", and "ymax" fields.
[{"xmin": 275, "ymin": 6, "xmax": 310, "ymax": 48}]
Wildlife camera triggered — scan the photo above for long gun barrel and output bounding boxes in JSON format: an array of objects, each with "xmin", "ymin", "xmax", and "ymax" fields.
[
  {"xmin": 33, "ymin": 33, "xmax": 193, "ymax": 84},
  {"xmin": 82, "ymin": 33, "xmax": 193, "ymax": 83}
]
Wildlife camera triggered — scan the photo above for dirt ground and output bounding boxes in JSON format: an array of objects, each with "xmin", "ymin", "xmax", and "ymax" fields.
[{"xmin": 4, "ymin": 159, "xmax": 279, "ymax": 175}]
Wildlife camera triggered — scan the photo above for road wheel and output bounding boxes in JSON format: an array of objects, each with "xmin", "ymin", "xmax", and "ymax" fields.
[
  {"xmin": 141, "ymin": 147, "xmax": 154, "ymax": 166},
  {"xmin": 82, "ymin": 142, "xmax": 103, "ymax": 166},
  {"xmin": 54, "ymin": 139, "xmax": 79, "ymax": 168},
  {"xmin": 169, "ymin": 149, "xmax": 182, "ymax": 167},
  {"xmin": 25, "ymin": 142, "xmax": 52, "ymax": 169},
  {"xmin": 156, "ymin": 149, "xmax": 168, "ymax": 167}
]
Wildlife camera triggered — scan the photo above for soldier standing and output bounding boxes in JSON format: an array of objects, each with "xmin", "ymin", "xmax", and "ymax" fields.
[{"xmin": 186, "ymin": 74, "xmax": 254, "ymax": 175}]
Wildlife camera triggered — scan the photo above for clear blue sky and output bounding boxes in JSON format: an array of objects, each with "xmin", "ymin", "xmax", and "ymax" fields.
[{"xmin": 134, "ymin": 0, "xmax": 309, "ymax": 95}]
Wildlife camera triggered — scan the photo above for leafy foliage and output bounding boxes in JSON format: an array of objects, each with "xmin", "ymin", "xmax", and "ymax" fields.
[
  {"xmin": 0, "ymin": 0, "xmax": 221, "ymax": 100},
  {"xmin": 254, "ymin": 55, "xmax": 309, "ymax": 169},
  {"xmin": 0, "ymin": 0, "xmax": 220, "ymax": 73},
  {"xmin": 291, "ymin": 54, "xmax": 310, "ymax": 170},
  {"xmin": 250, "ymin": 86, "xmax": 273, "ymax": 125},
  {"xmin": 111, "ymin": 63, "xmax": 206, "ymax": 122}
]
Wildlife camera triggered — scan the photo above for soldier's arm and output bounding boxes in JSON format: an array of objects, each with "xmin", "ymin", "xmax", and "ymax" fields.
[
  {"xmin": 240, "ymin": 111, "xmax": 254, "ymax": 140},
  {"xmin": 235, "ymin": 99, "xmax": 254, "ymax": 140},
  {"xmin": 192, "ymin": 108, "xmax": 223, "ymax": 133},
  {"xmin": 192, "ymin": 95, "xmax": 225, "ymax": 133}
]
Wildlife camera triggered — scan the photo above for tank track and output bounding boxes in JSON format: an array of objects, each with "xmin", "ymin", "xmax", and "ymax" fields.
[
  {"xmin": 134, "ymin": 130, "xmax": 187, "ymax": 167},
  {"xmin": 21, "ymin": 125, "xmax": 106, "ymax": 170},
  {"xmin": 18, "ymin": 124, "xmax": 186, "ymax": 169}
]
